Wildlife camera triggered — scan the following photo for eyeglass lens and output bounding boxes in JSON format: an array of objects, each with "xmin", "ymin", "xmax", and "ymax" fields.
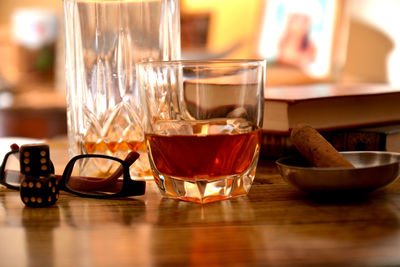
[
  {"xmin": 65, "ymin": 157, "xmax": 125, "ymax": 196},
  {"xmin": 4, "ymin": 152, "xmax": 24, "ymax": 188}
]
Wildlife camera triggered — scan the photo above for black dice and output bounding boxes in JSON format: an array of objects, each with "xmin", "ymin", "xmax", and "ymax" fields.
[
  {"xmin": 20, "ymin": 175, "xmax": 59, "ymax": 207},
  {"xmin": 18, "ymin": 144, "xmax": 59, "ymax": 207},
  {"xmin": 19, "ymin": 144, "xmax": 52, "ymax": 177}
]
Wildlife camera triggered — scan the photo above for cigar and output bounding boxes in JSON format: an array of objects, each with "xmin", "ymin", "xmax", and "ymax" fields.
[{"xmin": 290, "ymin": 124, "xmax": 354, "ymax": 168}]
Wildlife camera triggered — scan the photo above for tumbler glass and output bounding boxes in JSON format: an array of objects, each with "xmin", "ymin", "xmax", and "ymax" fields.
[
  {"xmin": 63, "ymin": 0, "xmax": 180, "ymax": 179},
  {"xmin": 137, "ymin": 59, "xmax": 266, "ymax": 203}
]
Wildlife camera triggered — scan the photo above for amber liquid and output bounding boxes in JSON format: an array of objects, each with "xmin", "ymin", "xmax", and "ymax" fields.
[
  {"xmin": 80, "ymin": 140, "xmax": 152, "ymax": 177},
  {"xmin": 83, "ymin": 140, "xmax": 146, "ymax": 154},
  {"xmin": 146, "ymin": 129, "xmax": 261, "ymax": 180}
]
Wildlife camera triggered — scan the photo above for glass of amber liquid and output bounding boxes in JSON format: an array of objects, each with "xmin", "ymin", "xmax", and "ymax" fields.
[{"xmin": 138, "ymin": 59, "xmax": 266, "ymax": 203}]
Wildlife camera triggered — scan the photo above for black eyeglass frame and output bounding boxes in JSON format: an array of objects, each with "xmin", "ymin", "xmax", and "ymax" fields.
[
  {"xmin": 0, "ymin": 144, "xmax": 146, "ymax": 198},
  {"xmin": 0, "ymin": 147, "xmax": 19, "ymax": 190},
  {"xmin": 60, "ymin": 153, "xmax": 146, "ymax": 199}
]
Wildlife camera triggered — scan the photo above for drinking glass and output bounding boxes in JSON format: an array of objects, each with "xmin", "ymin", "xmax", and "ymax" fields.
[
  {"xmin": 137, "ymin": 59, "xmax": 266, "ymax": 203},
  {"xmin": 63, "ymin": 0, "xmax": 180, "ymax": 179}
]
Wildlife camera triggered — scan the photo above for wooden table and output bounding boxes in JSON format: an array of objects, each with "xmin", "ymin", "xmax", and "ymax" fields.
[{"xmin": 1, "ymin": 140, "xmax": 400, "ymax": 266}]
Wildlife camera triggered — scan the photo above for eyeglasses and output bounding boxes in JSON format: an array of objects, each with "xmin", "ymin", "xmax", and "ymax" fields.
[
  {"xmin": 0, "ymin": 144, "xmax": 146, "ymax": 198},
  {"xmin": 61, "ymin": 151, "xmax": 146, "ymax": 198}
]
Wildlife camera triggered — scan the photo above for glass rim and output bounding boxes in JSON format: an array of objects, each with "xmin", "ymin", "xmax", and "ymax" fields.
[{"xmin": 137, "ymin": 58, "xmax": 267, "ymax": 67}]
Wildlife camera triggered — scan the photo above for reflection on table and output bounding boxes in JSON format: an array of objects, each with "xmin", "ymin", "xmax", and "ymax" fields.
[{"xmin": 0, "ymin": 140, "xmax": 400, "ymax": 266}]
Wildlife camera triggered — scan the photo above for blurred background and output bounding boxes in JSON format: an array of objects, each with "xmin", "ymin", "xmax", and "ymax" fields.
[{"xmin": 0, "ymin": 0, "xmax": 399, "ymax": 139}]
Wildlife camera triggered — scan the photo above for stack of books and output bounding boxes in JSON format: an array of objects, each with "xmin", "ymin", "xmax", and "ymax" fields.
[{"xmin": 262, "ymin": 83, "xmax": 400, "ymax": 157}]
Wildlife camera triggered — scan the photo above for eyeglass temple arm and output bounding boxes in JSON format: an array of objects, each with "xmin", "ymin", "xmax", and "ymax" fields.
[
  {"xmin": 10, "ymin": 143, "xmax": 19, "ymax": 151},
  {"xmin": 0, "ymin": 144, "xmax": 19, "ymax": 173},
  {"xmin": 64, "ymin": 151, "xmax": 140, "ymax": 191}
]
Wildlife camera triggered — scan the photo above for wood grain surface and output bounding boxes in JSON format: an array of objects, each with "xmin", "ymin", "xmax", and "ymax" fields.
[{"xmin": 1, "ymin": 141, "xmax": 400, "ymax": 266}]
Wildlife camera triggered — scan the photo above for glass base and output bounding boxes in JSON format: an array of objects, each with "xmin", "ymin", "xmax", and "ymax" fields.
[{"xmin": 152, "ymin": 159, "xmax": 258, "ymax": 204}]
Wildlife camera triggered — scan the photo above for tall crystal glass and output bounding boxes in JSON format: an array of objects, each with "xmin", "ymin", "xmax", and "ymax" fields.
[
  {"xmin": 138, "ymin": 59, "xmax": 266, "ymax": 203},
  {"xmin": 63, "ymin": 0, "xmax": 180, "ymax": 179}
]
